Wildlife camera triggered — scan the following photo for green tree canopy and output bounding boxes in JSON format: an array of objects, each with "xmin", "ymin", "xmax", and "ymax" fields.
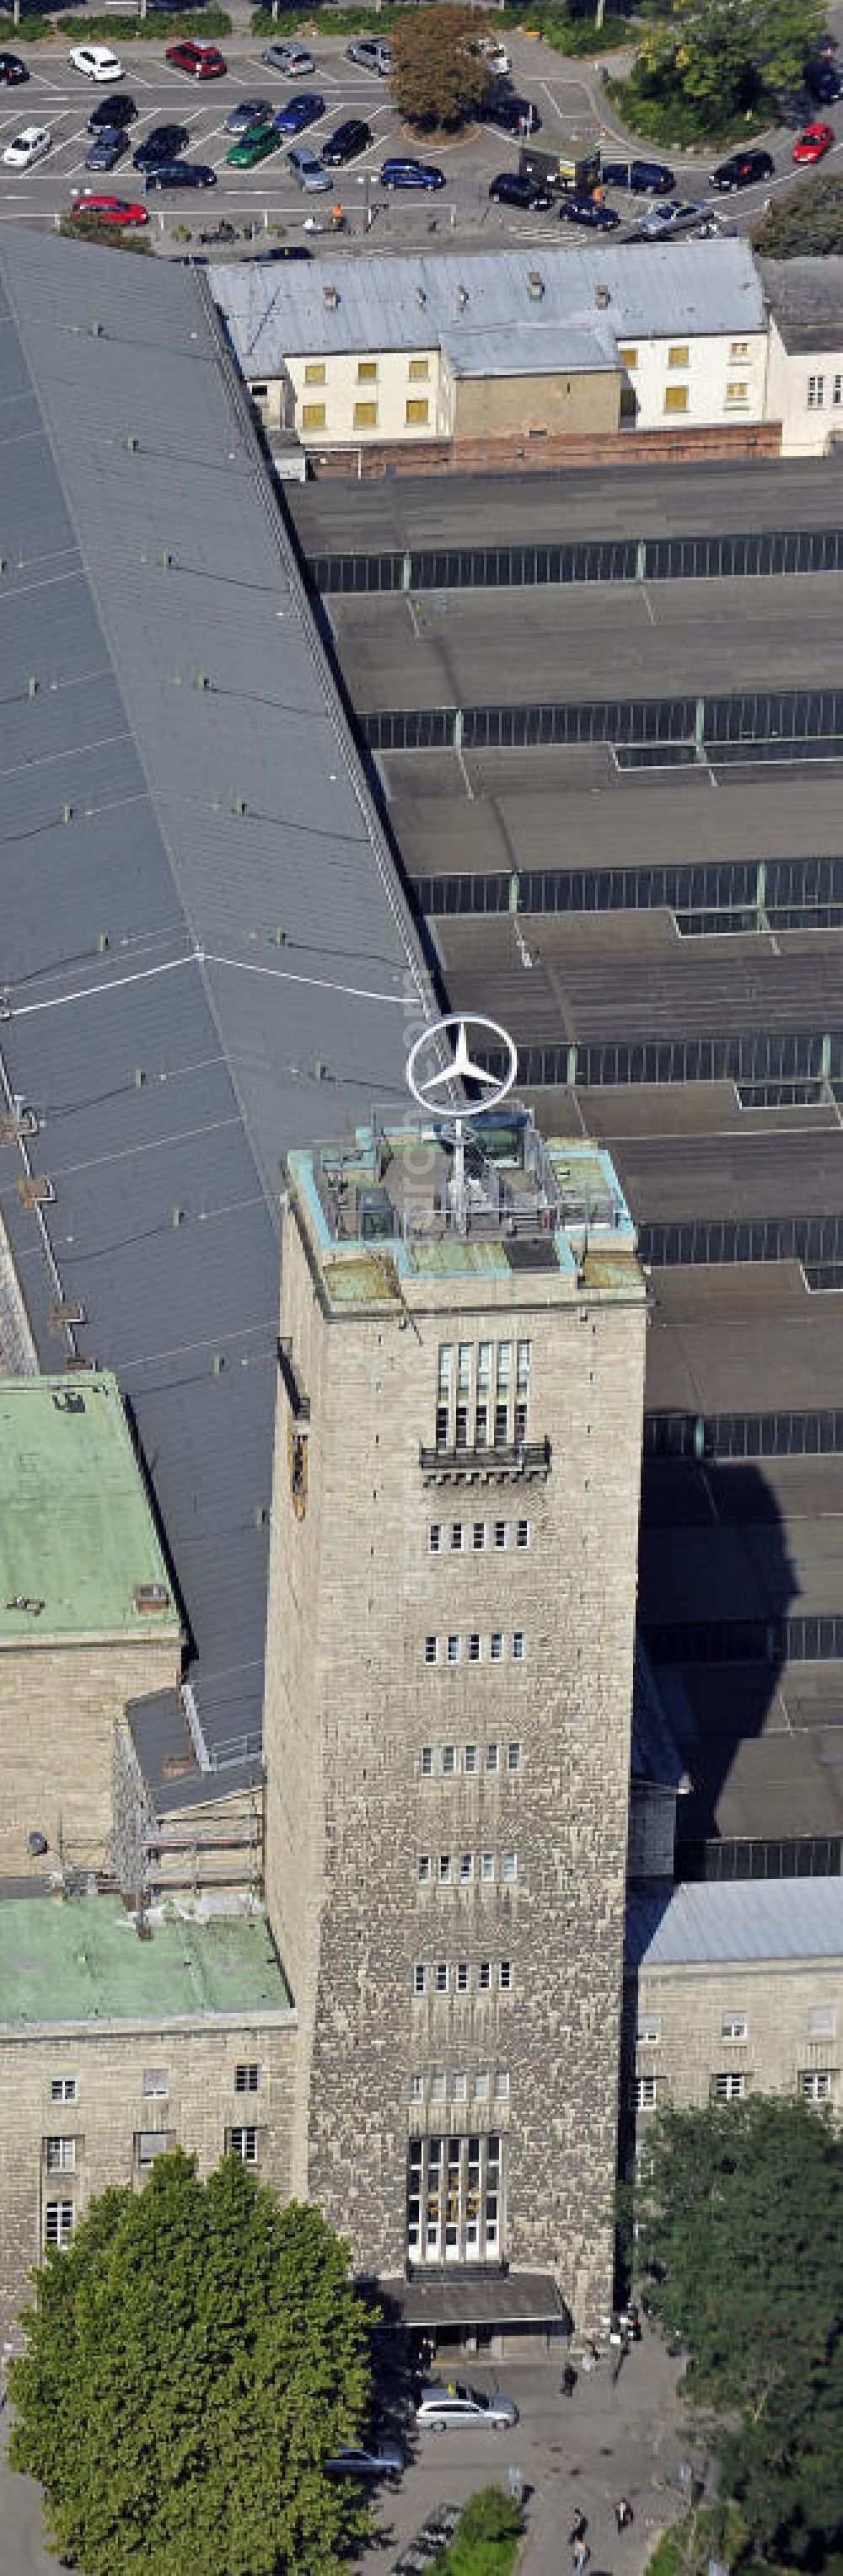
[
  {"xmin": 634, "ymin": 2096, "xmax": 843, "ymax": 2563},
  {"xmin": 619, "ymin": 0, "xmax": 825, "ymax": 137},
  {"xmin": 390, "ymin": 4, "xmax": 491, "ymax": 131},
  {"xmin": 754, "ymin": 168, "xmax": 843, "ymax": 251},
  {"xmin": 9, "ymin": 2150, "xmax": 375, "ymax": 2576}
]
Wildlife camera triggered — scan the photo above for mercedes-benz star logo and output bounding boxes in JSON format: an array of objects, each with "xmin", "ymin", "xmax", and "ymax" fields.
[{"xmin": 406, "ymin": 1015, "xmax": 518, "ymax": 1119}]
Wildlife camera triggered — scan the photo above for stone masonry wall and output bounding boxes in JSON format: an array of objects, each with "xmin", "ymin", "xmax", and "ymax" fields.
[
  {"xmin": 263, "ymin": 1209, "xmax": 647, "ymax": 2330},
  {"xmin": 0, "ymin": 1638, "xmax": 181, "ymax": 1879},
  {"xmin": 627, "ymin": 1952, "xmax": 843, "ymax": 2138},
  {"xmin": 0, "ymin": 2012, "xmax": 297, "ymax": 2347}
]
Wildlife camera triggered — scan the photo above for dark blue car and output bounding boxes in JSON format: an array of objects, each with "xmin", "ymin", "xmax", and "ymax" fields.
[
  {"xmin": 273, "ymin": 91, "xmax": 325, "ymax": 134},
  {"xmin": 379, "ymin": 156, "xmax": 444, "ymax": 189},
  {"xmin": 84, "ymin": 126, "xmax": 129, "ymax": 171}
]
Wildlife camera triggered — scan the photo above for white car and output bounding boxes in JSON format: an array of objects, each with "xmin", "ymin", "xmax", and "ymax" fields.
[
  {"xmin": 415, "ymin": 2380, "xmax": 518, "ymax": 2432},
  {"xmin": 69, "ymin": 45, "xmax": 124, "ymax": 83},
  {"xmin": 3, "ymin": 123, "xmax": 51, "ymax": 169}
]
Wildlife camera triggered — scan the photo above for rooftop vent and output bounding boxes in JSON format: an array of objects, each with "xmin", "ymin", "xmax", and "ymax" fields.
[
  {"xmin": 18, "ymin": 1175, "xmax": 55, "ymax": 1207},
  {"xmin": 527, "ymin": 270, "xmax": 544, "ymax": 301},
  {"xmin": 457, "ymin": 285, "xmax": 469, "ymax": 311},
  {"xmin": 416, "ymin": 287, "xmax": 427, "ymax": 309},
  {"xmin": 133, "ymin": 1584, "xmax": 170, "ymax": 1616},
  {"xmin": 6, "ymin": 1596, "xmax": 45, "ymax": 1616},
  {"xmin": 595, "ymin": 283, "xmax": 610, "ymax": 309},
  {"xmin": 323, "ymin": 284, "xmax": 340, "ymax": 310}
]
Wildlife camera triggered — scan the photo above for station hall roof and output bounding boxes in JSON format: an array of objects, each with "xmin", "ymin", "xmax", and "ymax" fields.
[
  {"xmin": 0, "ymin": 228, "xmax": 430, "ymax": 1763},
  {"xmin": 212, "ymin": 239, "xmax": 764, "ymax": 373}
]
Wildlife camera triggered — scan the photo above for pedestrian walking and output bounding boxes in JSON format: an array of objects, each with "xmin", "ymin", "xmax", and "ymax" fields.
[
  {"xmin": 615, "ymin": 2499, "xmax": 634, "ymax": 2533},
  {"xmin": 572, "ymin": 2544, "xmax": 590, "ymax": 2575},
  {"xmin": 508, "ymin": 2465, "xmax": 523, "ymax": 2507},
  {"xmin": 569, "ymin": 2510, "xmax": 588, "ymax": 2546},
  {"xmin": 562, "ymin": 2361, "xmax": 577, "ymax": 2396}
]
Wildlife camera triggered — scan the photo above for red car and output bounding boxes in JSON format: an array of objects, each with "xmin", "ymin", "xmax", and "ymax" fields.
[
  {"xmin": 165, "ymin": 40, "xmax": 227, "ymax": 78},
  {"xmin": 70, "ymin": 190, "xmax": 148, "ymax": 224},
  {"xmin": 792, "ymin": 120, "xmax": 835, "ymax": 162}
]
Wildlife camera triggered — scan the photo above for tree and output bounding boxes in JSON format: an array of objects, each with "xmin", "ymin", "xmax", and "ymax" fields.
[
  {"xmin": 390, "ymin": 4, "xmax": 491, "ymax": 131},
  {"xmin": 634, "ymin": 2096, "xmax": 843, "ymax": 2564},
  {"xmin": 9, "ymin": 2150, "xmax": 375, "ymax": 2576},
  {"xmin": 754, "ymin": 169, "xmax": 843, "ymax": 252},
  {"xmin": 620, "ymin": 0, "xmax": 825, "ymax": 137}
]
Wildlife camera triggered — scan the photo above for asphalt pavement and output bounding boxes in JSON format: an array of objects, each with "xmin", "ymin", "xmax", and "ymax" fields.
[{"xmin": 1, "ymin": 16, "xmax": 842, "ymax": 257}]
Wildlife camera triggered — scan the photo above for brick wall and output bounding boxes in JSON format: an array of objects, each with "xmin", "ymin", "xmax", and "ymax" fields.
[{"xmin": 306, "ymin": 421, "xmax": 782, "ymax": 479}]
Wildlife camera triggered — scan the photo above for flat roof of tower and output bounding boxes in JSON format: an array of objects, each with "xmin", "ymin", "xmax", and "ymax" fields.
[
  {"xmin": 287, "ymin": 1114, "xmax": 642, "ymax": 1297},
  {"xmin": 0, "ymin": 1375, "xmax": 181, "ymax": 1649},
  {"xmin": 0, "ymin": 1896, "xmax": 292, "ymax": 2029}
]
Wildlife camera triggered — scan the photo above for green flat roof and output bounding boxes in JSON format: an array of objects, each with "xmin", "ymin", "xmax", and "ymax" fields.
[
  {"xmin": 0, "ymin": 1374, "xmax": 181, "ymax": 1646},
  {"xmin": 0, "ymin": 1897, "xmax": 293, "ymax": 2027}
]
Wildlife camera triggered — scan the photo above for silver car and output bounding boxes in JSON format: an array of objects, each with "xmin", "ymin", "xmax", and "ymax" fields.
[
  {"xmin": 263, "ymin": 40, "xmax": 314, "ymax": 75},
  {"xmin": 287, "ymin": 142, "xmax": 331, "ymax": 191},
  {"xmin": 346, "ymin": 36, "xmax": 391, "ymax": 73},
  {"xmin": 415, "ymin": 2380, "xmax": 518, "ymax": 2431},
  {"xmin": 325, "ymin": 2440, "xmax": 403, "ymax": 2482}
]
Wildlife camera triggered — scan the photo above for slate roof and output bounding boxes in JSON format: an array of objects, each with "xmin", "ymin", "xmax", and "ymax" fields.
[
  {"xmin": 626, "ymin": 1876, "xmax": 843, "ymax": 1968},
  {"xmin": 760, "ymin": 255, "xmax": 843, "ymax": 352},
  {"xmin": 212, "ymin": 239, "xmax": 765, "ymax": 373},
  {"xmin": 378, "ymin": 2271, "xmax": 569, "ymax": 2326},
  {"xmin": 0, "ymin": 228, "xmax": 430, "ymax": 1773}
]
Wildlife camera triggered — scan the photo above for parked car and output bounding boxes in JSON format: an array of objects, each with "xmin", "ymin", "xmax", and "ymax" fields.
[
  {"xmin": 226, "ymin": 121, "xmax": 281, "ymax": 168},
  {"xmin": 481, "ymin": 91, "xmax": 540, "ymax": 135},
  {"xmin": 0, "ymin": 51, "xmax": 28, "ymax": 84},
  {"xmin": 262, "ymin": 40, "xmax": 314, "ymax": 75},
  {"xmin": 69, "ymin": 44, "xmax": 123, "ymax": 82},
  {"xmin": 143, "ymin": 158, "xmax": 217, "ymax": 190},
  {"xmin": 488, "ymin": 169, "xmax": 553, "ymax": 208},
  {"xmin": 70, "ymin": 188, "xmax": 148, "ymax": 224},
  {"xmin": 250, "ymin": 242, "xmax": 313, "ymax": 260},
  {"xmin": 561, "ymin": 191, "xmax": 620, "ymax": 228},
  {"xmin": 89, "ymin": 94, "xmax": 136, "ymax": 129},
  {"xmin": 474, "ymin": 33, "xmax": 510, "ymax": 73},
  {"xmin": 415, "ymin": 2382, "xmax": 518, "ymax": 2432},
  {"xmin": 224, "ymin": 96, "xmax": 272, "ymax": 134},
  {"xmin": 634, "ymin": 195, "xmax": 710, "ymax": 235},
  {"xmin": 287, "ymin": 142, "xmax": 331, "ymax": 189},
  {"xmin": 324, "ymin": 2443, "xmax": 403, "ymax": 2483},
  {"xmin": 708, "ymin": 147, "xmax": 774, "ymax": 187},
  {"xmin": 806, "ymin": 56, "xmax": 841, "ymax": 104},
  {"xmin": 133, "ymin": 123, "xmax": 189, "ymax": 168},
  {"xmin": 346, "ymin": 36, "xmax": 391, "ymax": 72},
  {"xmin": 165, "ymin": 40, "xmax": 227, "ymax": 78},
  {"xmin": 380, "ymin": 155, "xmax": 445, "ymax": 189},
  {"xmin": 792, "ymin": 120, "xmax": 835, "ymax": 161},
  {"xmin": 630, "ymin": 156, "xmax": 675, "ymax": 191},
  {"xmin": 321, "ymin": 117, "xmax": 373, "ymax": 165},
  {"xmin": 3, "ymin": 124, "xmax": 51, "ymax": 169},
  {"xmin": 84, "ymin": 127, "xmax": 129, "ymax": 170},
  {"xmin": 274, "ymin": 92, "xmax": 325, "ymax": 134}
]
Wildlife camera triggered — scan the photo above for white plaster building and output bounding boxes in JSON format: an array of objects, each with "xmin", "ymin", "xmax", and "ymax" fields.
[
  {"xmin": 212, "ymin": 240, "xmax": 768, "ymax": 459},
  {"xmin": 761, "ymin": 257, "xmax": 843, "ymax": 455}
]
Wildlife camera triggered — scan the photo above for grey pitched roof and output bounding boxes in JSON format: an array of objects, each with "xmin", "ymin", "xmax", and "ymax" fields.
[
  {"xmin": 0, "ymin": 228, "xmax": 430, "ymax": 1771},
  {"xmin": 760, "ymin": 255, "xmax": 843, "ymax": 352},
  {"xmin": 626, "ymin": 1877, "xmax": 843, "ymax": 1968},
  {"xmin": 212, "ymin": 239, "xmax": 765, "ymax": 373}
]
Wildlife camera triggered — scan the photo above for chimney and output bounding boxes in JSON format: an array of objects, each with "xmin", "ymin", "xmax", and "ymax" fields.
[
  {"xmin": 323, "ymin": 284, "xmax": 340, "ymax": 310},
  {"xmin": 595, "ymin": 284, "xmax": 610, "ymax": 309},
  {"xmin": 528, "ymin": 270, "xmax": 544, "ymax": 301}
]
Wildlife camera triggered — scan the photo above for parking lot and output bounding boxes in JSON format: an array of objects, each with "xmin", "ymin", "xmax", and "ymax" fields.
[
  {"xmin": 1, "ymin": 19, "xmax": 842, "ymax": 254},
  {"xmin": 1, "ymin": 2332, "xmax": 688, "ymax": 2576}
]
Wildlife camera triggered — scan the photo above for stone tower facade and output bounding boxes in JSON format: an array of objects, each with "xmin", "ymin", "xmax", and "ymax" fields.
[{"xmin": 262, "ymin": 1110, "xmax": 646, "ymax": 2328}]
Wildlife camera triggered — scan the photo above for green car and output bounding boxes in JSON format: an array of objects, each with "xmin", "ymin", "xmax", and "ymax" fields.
[{"xmin": 225, "ymin": 121, "xmax": 281, "ymax": 168}]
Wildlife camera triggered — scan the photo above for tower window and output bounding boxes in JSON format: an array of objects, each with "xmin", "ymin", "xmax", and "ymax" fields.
[
  {"xmin": 457, "ymin": 1962, "xmax": 470, "ymax": 1992},
  {"xmin": 502, "ymin": 1852, "xmax": 517, "ymax": 1882},
  {"xmin": 422, "ymin": 1747, "xmax": 433, "ymax": 1776},
  {"xmin": 414, "ymin": 1964, "xmax": 427, "ymax": 1995},
  {"xmin": 494, "ymin": 1521, "xmax": 507, "ymax": 1550},
  {"xmin": 418, "ymin": 1856, "xmax": 431, "ymax": 1883},
  {"xmin": 479, "ymin": 1962, "xmax": 491, "ymax": 1991},
  {"xmin": 234, "ymin": 2064, "xmax": 260, "ymax": 2094},
  {"xmin": 443, "ymin": 1745, "xmax": 456, "ymax": 1774},
  {"xmin": 438, "ymin": 1854, "xmax": 451, "ymax": 1883},
  {"xmin": 429, "ymin": 1525, "xmax": 442, "ymax": 1554},
  {"xmin": 491, "ymin": 1636, "xmax": 503, "ymax": 1664},
  {"xmin": 481, "ymin": 1853, "xmax": 495, "ymax": 1882},
  {"xmin": 459, "ymin": 1854, "xmax": 474, "ymax": 1881},
  {"xmin": 712, "ymin": 2072, "xmax": 746, "ymax": 2101},
  {"xmin": 228, "ymin": 2127, "xmax": 258, "ymax": 2165},
  {"xmin": 450, "ymin": 1523, "xmax": 463, "ymax": 1552},
  {"xmin": 469, "ymin": 1634, "xmax": 481, "ymax": 1662},
  {"xmin": 507, "ymin": 1741, "xmax": 521, "ymax": 1772},
  {"xmin": 516, "ymin": 1521, "xmax": 530, "ymax": 1548},
  {"xmin": 44, "ymin": 2201, "xmax": 74, "ymax": 2248},
  {"xmin": 499, "ymin": 1960, "xmax": 512, "ymax": 1992},
  {"xmin": 464, "ymin": 1743, "xmax": 477, "ymax": 1775},
  {"xmin": 486, "ymin": 1741, "xmax": 500, "ymax": 1770},
  {"xmin": 447, "ymin": 1635, "xmax": 459, "ymax": 1664},
  {"xmin": 425, "ymin": 1636, "xmax": 438, "ymax": 1664},
  {"xmin": 473, "ymin": 1521, "xmax": 486, "ymax": 1550},
  {"xmin": 435, "ymin": 1962, "xmax": 448, "ymax": 1993},
  {"xmin": 513, "ymin": 1632, "xmax": 524, "ymax": 1662}
]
